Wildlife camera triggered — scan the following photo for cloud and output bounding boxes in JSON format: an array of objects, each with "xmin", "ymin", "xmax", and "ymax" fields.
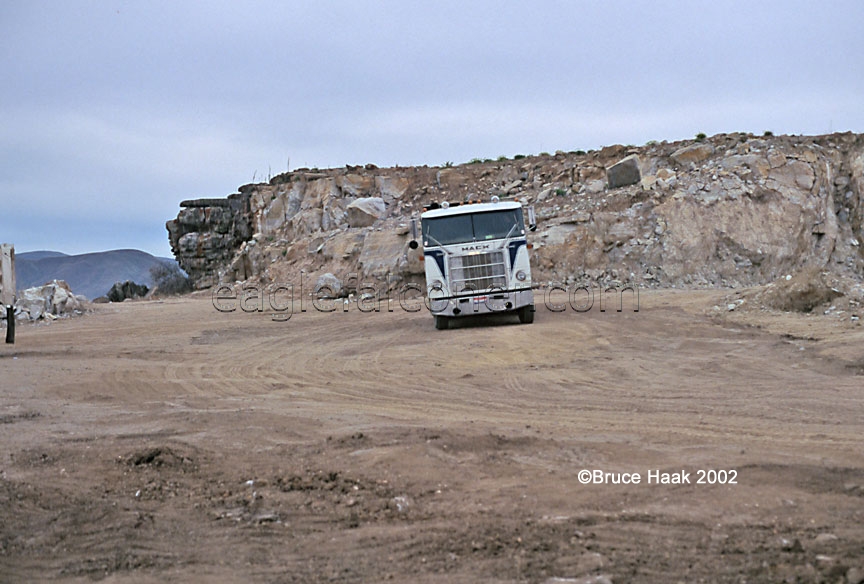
[
  {"xmin": 0, "ymin": 103, "xmax": 282, "ymax": 256},
  {"xmin": 347, "ymin": 89, "xmax": 860, "ymax": 166},
  {"xmin": 1, "ymin": 1, "xmax": 863, "ymax": 256}
]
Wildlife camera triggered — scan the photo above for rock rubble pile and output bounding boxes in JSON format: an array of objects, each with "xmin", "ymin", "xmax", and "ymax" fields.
[{"xmin": 7, "ymin": 280, "xmax": 88, "ymax": 322}]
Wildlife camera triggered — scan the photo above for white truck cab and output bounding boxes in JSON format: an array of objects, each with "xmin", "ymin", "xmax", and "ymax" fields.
[{"xmin": 410, "ymin": 197, "xmax": 536, "ymax": 329}]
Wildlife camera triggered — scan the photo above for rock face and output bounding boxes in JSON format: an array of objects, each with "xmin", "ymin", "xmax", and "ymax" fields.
[
  {"xmin": 166, "ymin": 132, "xmax": 864, "ymax": 304},
  {"xmin": 166, "ymin": 193, "xmax": 253, "ymax": 289}
]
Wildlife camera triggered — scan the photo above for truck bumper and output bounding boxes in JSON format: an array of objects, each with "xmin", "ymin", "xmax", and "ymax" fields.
[{"xmin": 429, "ymin": 288, "xmax": 534, "ymax": 317}]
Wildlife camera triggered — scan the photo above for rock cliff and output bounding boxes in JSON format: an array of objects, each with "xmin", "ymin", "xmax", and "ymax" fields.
[
  {"xmin": 166, "ymin": 193, "xmax": 253, "ymax": 288},
  {"xmin": 167, "ymin": 132, "xmax": 864, "ymax": 301}
]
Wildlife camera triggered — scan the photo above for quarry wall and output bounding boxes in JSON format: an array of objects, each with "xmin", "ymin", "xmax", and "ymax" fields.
[{"xmin": 167, "ymin": 132, "xmax": 864, "ymax": 299}]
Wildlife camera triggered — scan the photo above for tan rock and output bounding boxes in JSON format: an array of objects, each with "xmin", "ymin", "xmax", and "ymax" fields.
[
  {"xmin": 302, "ymin": 178, "xmax": 339, "ymax": 210},
  {"xmin": 436, "ymin": 168, "xmax": 468, "ymax": 190},
  {"xmin": 337, "ymin": 174, "xmax": 374, "ymax": 196},
  {"xmin": 321, "ymin": 230, "xmax": 365, "ymax": 260},
  {"xmin": 358, "ymin": 230, "xmax": 409, "ymax": 277},
  {"xmin": 579, "ymin": 166, "xmax": 606, "ymax": 182},
  {"xmin": 671, "ymin": 143, "xmax": 715, "ymax": 165},
  {"xmin": 799, "ymin": 149, "xmax": 818, "ymax": 163},
  {"xmin": 586, "ymin": 179, "xmax": 606, "ymax": 194},
  {"xmin": 375, "ymin": 176, "xmax": 410, "ymax": 199},
  {"xmin": 768, "ymin": 150, "xmax": 787, "ymax": 168},
  {"xmin": 346, "ymin": 197, "xmax": 386, "ymax": 228}
]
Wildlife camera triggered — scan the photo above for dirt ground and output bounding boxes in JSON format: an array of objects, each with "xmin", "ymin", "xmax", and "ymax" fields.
[{"xmin": 1, "ymin": 289, "xmax": 863, "ymax": 583}]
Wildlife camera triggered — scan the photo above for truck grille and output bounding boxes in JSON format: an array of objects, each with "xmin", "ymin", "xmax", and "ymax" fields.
[{"xmin": 449, "ymin": 251, "xmax": 507, "ymax": 294}]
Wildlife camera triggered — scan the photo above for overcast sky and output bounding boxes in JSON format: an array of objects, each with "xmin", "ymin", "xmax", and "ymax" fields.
[{"xmin": 2, "ymin": 1, "xmax": 862, "ymax": 258}]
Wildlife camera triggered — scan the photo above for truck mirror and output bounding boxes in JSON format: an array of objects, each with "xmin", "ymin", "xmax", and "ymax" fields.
[{"xmin": 409, "ymin": 240, "xmax": 419, "ymax": 250}]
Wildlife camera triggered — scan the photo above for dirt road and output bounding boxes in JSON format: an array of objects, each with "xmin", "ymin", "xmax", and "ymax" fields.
[{"xmin": 1, "ymin": 290, "xmax": 863, "ymax": 583}]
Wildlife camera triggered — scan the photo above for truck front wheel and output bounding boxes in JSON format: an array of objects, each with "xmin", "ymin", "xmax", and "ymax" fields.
[
  {"xmin": 518, "ymin": 304, "xmax": 535, "ymax": 324},
  {"xmin": 434, "ymin": 315, "xmax": 450, "ymax": 330}
]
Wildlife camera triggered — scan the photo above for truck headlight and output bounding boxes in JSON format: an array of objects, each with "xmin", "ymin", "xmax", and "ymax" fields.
[
  {"xmin": 429, "ymin": 280, "xmax": 444, "ymax": 291},
  {"xmin": 516, "ymin": 270, "xmax": 527, "ymax": 281}
]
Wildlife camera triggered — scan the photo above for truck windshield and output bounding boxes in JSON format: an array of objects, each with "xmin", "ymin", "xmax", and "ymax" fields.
[{"xmin": 423, "ymin": 209, "xmax": 524, "ymax": 246}]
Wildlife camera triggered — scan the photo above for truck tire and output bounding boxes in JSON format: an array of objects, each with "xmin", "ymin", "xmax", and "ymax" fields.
[
  {"xmin": 434, "ymin": 315, "xmax": 450, "ymax": 330},
  {"xmin": 518, "ymin": 304, "xmax": 535, "ymax": 324}
]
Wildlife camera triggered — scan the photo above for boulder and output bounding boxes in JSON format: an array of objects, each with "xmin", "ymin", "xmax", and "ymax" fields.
[
  {"xmin": 107, "ymin": 281, "xmax": 149, "ymax": 303},
  {"xmin": 536, "ymin": 188, "xmax": 553, "ymax": 202},
  {"xmin": 346, "ymin": 197, "xmax": 386, "ymax": 227},
  {"xmin": 606, "ymin": 155, "xmax": 641, "ymax": 189},
  {"xmin": 314, "ymin": 273, "xmax": 344, "ymax": 298},
  {"xmin": 671, "ymin": 143, "xmax": 715, "ymax": 165},
  {"xmin": 51, "ymin": 284, "xmax": 74, "ymax": 313},
  {"xmin": 586, "ymin": 179, "xmax": 606, "ymax": 194},
  {"xmin": 24, "ymin": 297, "xmax": 45, "ymax": 320}
]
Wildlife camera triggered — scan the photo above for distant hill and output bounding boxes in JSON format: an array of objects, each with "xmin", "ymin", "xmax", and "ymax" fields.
[
  {"xmin": 15, "ymin": 249, "xmax": 177, "ymax": 299},
  {"xmin": 17, "ymin": 251, "xmax": 69, "ymax": 261}
]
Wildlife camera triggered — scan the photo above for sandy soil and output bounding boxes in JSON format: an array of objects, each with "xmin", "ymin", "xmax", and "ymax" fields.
[{"xmin": 1, "ymin": 290, "xmax": 863, "ymax": 583}]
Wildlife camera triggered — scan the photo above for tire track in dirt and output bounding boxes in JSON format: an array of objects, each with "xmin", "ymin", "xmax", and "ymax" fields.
[{"xmin": 3, "ymin": 292, "xmax": 863, "ymax": 582}]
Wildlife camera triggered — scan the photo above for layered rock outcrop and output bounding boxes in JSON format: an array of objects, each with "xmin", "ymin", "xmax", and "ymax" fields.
[
  {"xmin": 166, "ymin": 193, "xmax": 253, "ymax": 288},
  {"xmin": 167, "ymin": 132, "xmax": 864, "ymax": 299}
]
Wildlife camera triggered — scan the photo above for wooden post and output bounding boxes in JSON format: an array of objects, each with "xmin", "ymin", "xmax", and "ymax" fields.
[
  {"xmin": 5, "ymin": 305, "xmax": 13, "ymax": 344},
  {"xmin": 1, "ymin": 243, "xmax": 15, "ymax": 344}
]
